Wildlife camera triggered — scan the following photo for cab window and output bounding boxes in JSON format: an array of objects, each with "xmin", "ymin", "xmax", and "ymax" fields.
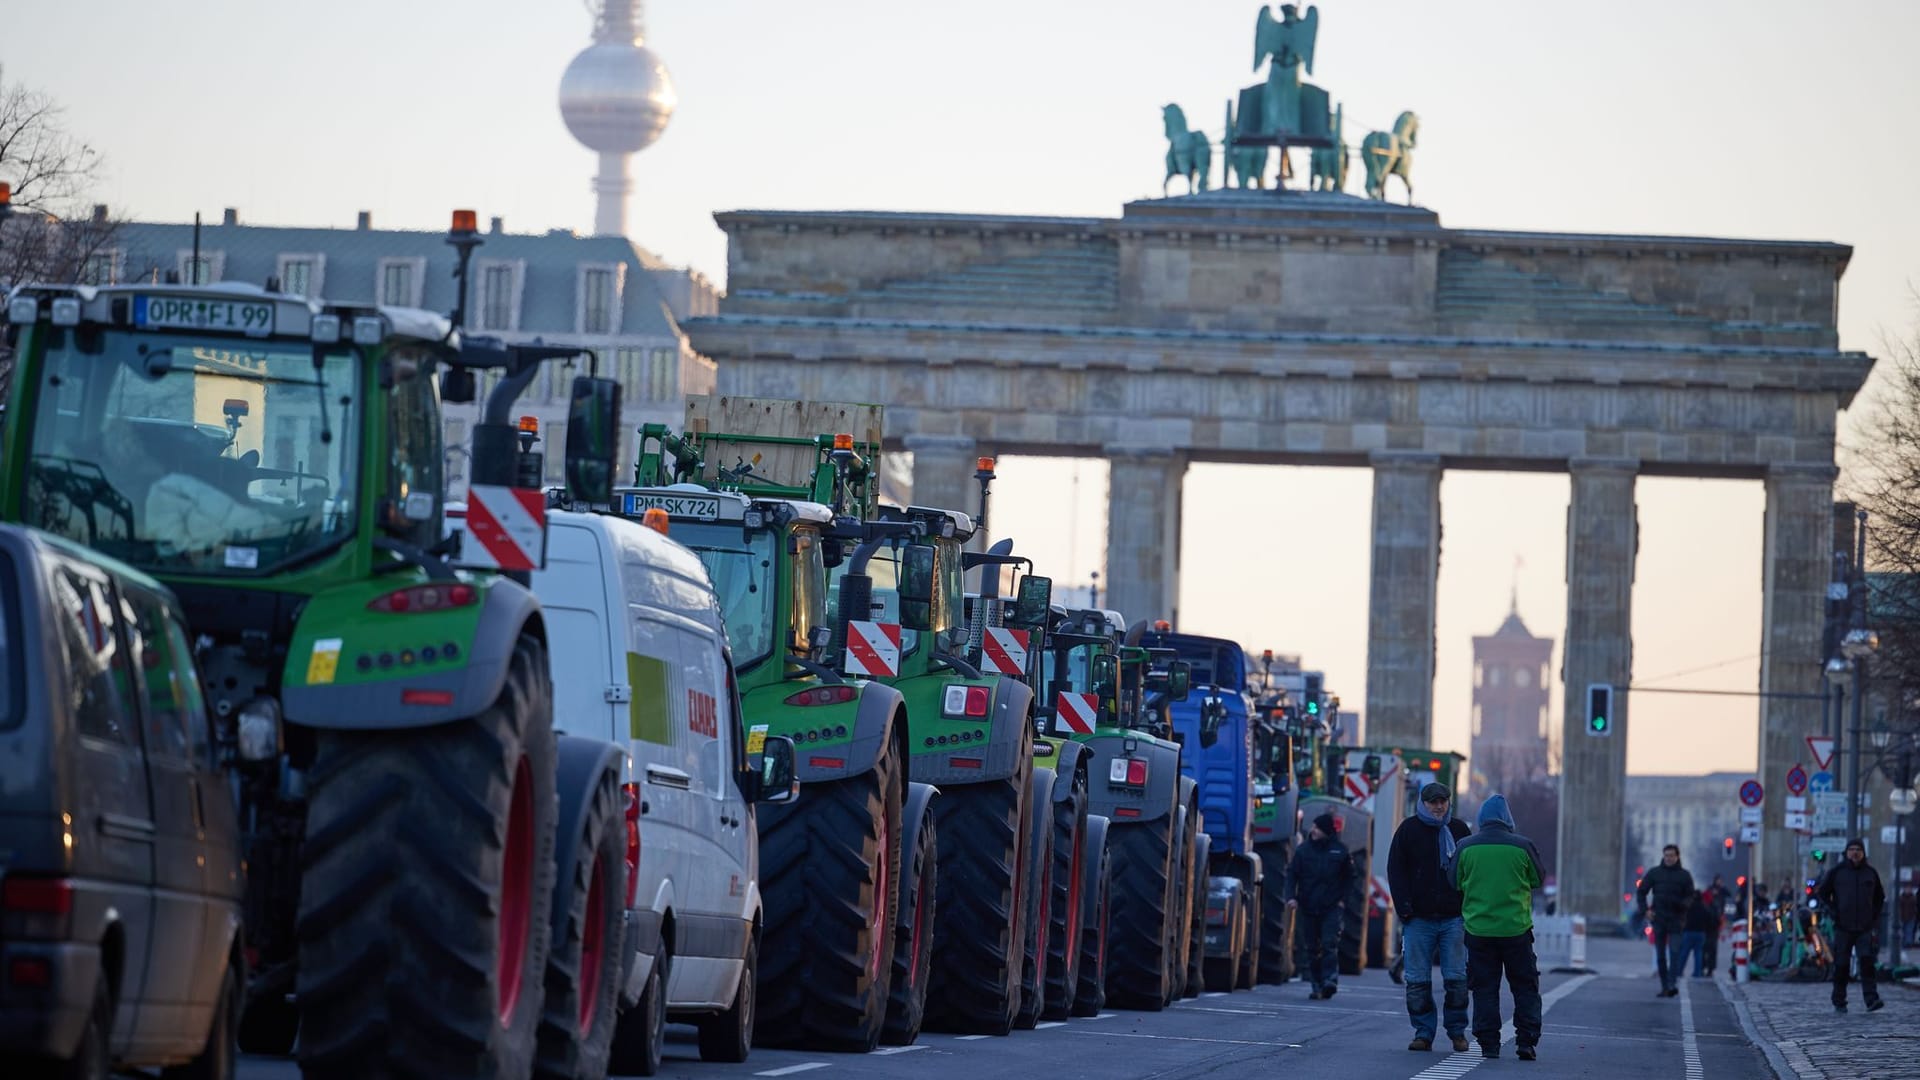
[
  {"xmin": 126, "ymin": 588, "xmax": 210, "ymax": 765},
  {"xmin": 931, "ymin": 538, "xmax": 965, "ymax": 637},
  {"xmin": 0, "ymin": 549, "xmax": 18, "ymax": 731},
  {"xmin": 789, "ymin": 529, "xmax": 826, "ymax": 654},
  {"xmin": 54, "ymin": 568, "xmax": 139, "ymax": 745},
  {"xmin": 383, "ymin": 347, "xmax": 442, "ymax": 549}
]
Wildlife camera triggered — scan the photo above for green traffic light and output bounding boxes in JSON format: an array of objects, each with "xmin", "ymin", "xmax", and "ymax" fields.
[
  {"xmin": 1590, "ymin": 715, "xmax": 1607, "ymax": 732},
  {"xmin": 1306, "ymin": 701, "xmax": 1320, "ymax": 715},
  {"xmin": 1812, "ymin": 849, "xmax": 1826, "ymax": 862}
]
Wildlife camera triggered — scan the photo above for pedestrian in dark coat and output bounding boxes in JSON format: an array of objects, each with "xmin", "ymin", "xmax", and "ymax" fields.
[
  {"xmin": 1635, "ymin": 844, "xmax": 1695, "ymax": 996},
  {"xmin": 1286, "ymin": 811, "xmax": 1354, "ymax": 999},
  {"xmin": 1387, "ymin": 781, "xmax": 1474, "ymax": 1053},
  {"xmin": 1701, "ymin": 875, "xmax": 1726, "ymax": 975},
  {"xmin": 1675, "ymin": 892, "xmax": 1715, "ymax": 977},
  {"xmin": 1449, "ymin": 794, "xmax": 1545, "ymax": 1061},
  {"xmin": 1814, "ymin": 838, "xmax": 1887, "ymax": 1012}
]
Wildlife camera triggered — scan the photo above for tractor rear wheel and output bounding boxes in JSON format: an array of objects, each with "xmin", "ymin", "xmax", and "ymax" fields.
[
  {"xmin": 925, "ymin": 762, "xmax": 1031, "ymax": 1035},
  {"xmin": 1183, "ymin": 831, "xmax": 1209, "ymax": 998},
  {"xmin": 881, "ymin": 796, "xmax": 936, "ymax": 1046},
  {"xmin": 296, "ymin": 631, "xmax": 557, "ymax": 1080},
  {"xmin": 755, "ymin": 738, "xmax": 903, "ymax": 1052},
  {"xmin": 1040, "ymin": 777, "xmax": 1088, "ymax": 1020},
  {"xmin": 1338, "ymin": 849, "xmax": 1369, "ymax": 976},
  {"xmin": 1070, "ymin": 816, "xmax": 1111, "ymax": 1018},
  {"xmin": 1103, "ymin": 816, "xmax": 1175, "ymax": 1011},
  {"xmin": 535, "ymin": 764, "xmax": 625, "ymax": 1080},
  {"xmin": 1014, "ymin": 768, "xmax": 1056, "ymax": 1030},
  {"xmin": 1256, "ymin": 843, "xmax": 1294, "ymax": 984}
]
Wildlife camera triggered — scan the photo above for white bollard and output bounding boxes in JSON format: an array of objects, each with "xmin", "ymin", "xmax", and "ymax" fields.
[{"xmin": 1731, "ymin": 919, "xmax": 1750, "ymax": 983}]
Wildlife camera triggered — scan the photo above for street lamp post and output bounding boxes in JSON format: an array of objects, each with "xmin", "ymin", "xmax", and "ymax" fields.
[{"xmin": 1842, "ymin": 509, "xmax": 1878, "ymax": 843}]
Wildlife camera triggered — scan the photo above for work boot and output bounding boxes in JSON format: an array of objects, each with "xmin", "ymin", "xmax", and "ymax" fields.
[
  {"xmin": 1867, "ymin": 999, "xmax": 1885, "ymax": 1013},
  {"xmin": 1451, "ymin": 1036, "xmax": 1471, "ymax": 1053},
  {"xmin": 1307, "ymin": 987, "xmax": 1323, "ymax": 1000},
  {"xmin": 1408, "ymin": 1038, "xmax": 1432, "ymax": 1052},
  {"xmin": 1834, "ymin": 1002, "xmax": 1848, "ymax": 1013},
  {"xmin": 1321, "ymin": 984, "xmax": 1337, "ymax": 999},
  {"xmin": 1480, "ymin": 1043, "xmax": 1501, "ymax": 1059},
  {"xmin": 1517, "ymin": 1046, "xmax": 1537, "ymax": 1062}
]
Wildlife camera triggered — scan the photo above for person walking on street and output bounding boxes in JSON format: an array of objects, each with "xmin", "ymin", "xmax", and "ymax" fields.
[
  {"xmin": 1675, "ymin": 891, "xmax": 1714, "ymax": 977},
  {"xmin": 1450, "ymin": 794, "xmax": 1546, "ymax": 1061},
  {"xmin": 1388, "ymin": 782, "xmax": 1475, "ymax": 1053},
  {"xmin": 1815, "ymin": 839, "xmax": 1887, "ymax": 1013},
  {"xmin": 1701, "ymin": 874, "xmax": 1726, "ymax": 976},
  {"xmin": 1898, "ymin": 886, "xmax": 1916, "ymax": 947},
  {"xmin": 1636, "ymin": 844, "xmax": 1696, "ymax": 997},
  {"xmin": 1286, "ymin": 812, "xmax": 1355, "ymax": 1000}
]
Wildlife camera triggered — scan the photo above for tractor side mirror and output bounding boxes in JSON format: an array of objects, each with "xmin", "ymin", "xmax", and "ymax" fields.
[
  {"xmin": 752, "ymin": 736, "xmax": 800, "ymax": 804},
  {"xmin": 1199, "ymin": 691, "xmax": 1227, "ymax": 749},
  {"xmin": 441, "ymin": 367, "xmax": 477, "ymax": 404},
  {"xmin": 899, "ymin": 544, "xmax": 935, "ymax": 631},
  {"xmin": 1010, "ymin": 575, "xmax": 1053, "ymax": 629},
  {"xmin": 565, "ymin": 375, "xmax": 621, "ymax": 504},
  {"xmin": 1167, "ymin": 660, "xmax": 1193, "ymax": 702}
]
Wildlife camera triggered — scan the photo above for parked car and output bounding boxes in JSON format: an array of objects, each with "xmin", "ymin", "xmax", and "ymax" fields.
[
  {"xmin": 495, "ymin": 506, "xmax": 795, "ymax": 1074},
  {"xmin": 0, "ymin": 525, "xmax": 244, "ymax": 1078}
]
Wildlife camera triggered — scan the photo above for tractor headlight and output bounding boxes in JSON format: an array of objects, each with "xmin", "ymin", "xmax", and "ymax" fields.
[
  {"xmin": 351, "ymin": 315, "xmax": 384, "ymax": 345},
  {"xmin": 7, "ymin": 296, "xmax": 38, "ymax": 324},
  {"xmin": 310, "ymin": 314, "xmax": 342, "ymax": 344},
  {"xmin": 237, "ymin": 697, "xmax": 283, "ymax": 763},
  {"xmin": 50, "ymin": 297, "xmax": 81, "ymax": 326}
]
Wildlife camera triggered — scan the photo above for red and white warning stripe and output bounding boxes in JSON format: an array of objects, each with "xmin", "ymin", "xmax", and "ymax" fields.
[
  {"xmin": 844, "ymin": 620, "xmax": 902, "ymax": 678},
  {"xmin": 1055, "ymin": 692, "xmax": 1099, "ymax": 734},
  {"xmin": 1372, "ymin": 874, "xmax": 1392, "ymax": 912},
  {"xmin": 981, "ymin": 627, "xmax": 1030, "ymax": 676},
  {"xmin": 460, "ymin": 485, "xmax": 547, "ymax": 572},
  {"xmin": 1343, "ymin": 773, "xmax": 1371, "ymax": 807}
]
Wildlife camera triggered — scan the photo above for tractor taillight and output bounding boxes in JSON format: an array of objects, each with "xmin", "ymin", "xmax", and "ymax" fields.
[
  {"xmin": 622, "ymin": 782, "xmax": 641, "ymax": 908},
  {"xmin": 367, "ymin": 583, "xmax": 477, "ymax": 613},
  {"xmin": 785, "ymin": 685, "xmax": 857, "ymax": 707},
  {"xmin": 943, "ymin": 684, "xmax": 990, "ymax": 718},
  {"xmin": 1107, "ymin": 757, "xmax": 1148, "ymax": 787}
]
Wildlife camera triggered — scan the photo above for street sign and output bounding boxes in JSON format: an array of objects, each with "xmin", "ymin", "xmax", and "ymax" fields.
[
  {"xmin": 1740, "ymin": 805, "xmax": 1763, "ymax": 825},
  {"xmin": 1739, "ymin": 779, "xmax": 1765, "ymax": 807},
  {"xmin": 1812, "ymin": 792, "xmax": 1850, "ymax": 833},
  {"xmin": 1739, "ymin": 824, "xmax": 1761, "ymax": 843},
  {"xmin": 1784, "ymin": 811, "xmax": 1809, "ymax": 831},
  {"xmin": 1811, "ymin": 834, "xmax": 1849, "ymax": 854},
  {"xmin": 1891, "ymin": 788, "xmax": 1918, "ymax": 816},
  {"xmin": 1786, "ymin": 765, "xmax": 1809, "ymax": 795},
  {"xmin": 1809, "ymin": 771, "xmax": 1835, "ymax": 793},
  {"xmin": 1881, "ymin": 825, "xmax": 1907, "ymax": 845},
  {"xmin": 1786, "ymin": 795, "xmax": 1808, "ymax": 812},
  {"xmin": 1806, "ymin": 736, "xmax": 1836, "ymax": 771},
  {"xmin": 1828, "ymin": 582, "xmax": 1850, "ymax": 601}
]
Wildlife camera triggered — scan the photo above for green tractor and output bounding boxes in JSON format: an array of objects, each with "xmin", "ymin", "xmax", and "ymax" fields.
[
  {"xmin": 618, "ymin": 397, "xmax": 914, "ymax": 1052},
  {"xmin": 0, "ymin": 212, "xmax": 649, "ymax": 1079},
  {"xmin": 1037, "ymin": 610, "xmax": 1209, "ymax": 1010}
]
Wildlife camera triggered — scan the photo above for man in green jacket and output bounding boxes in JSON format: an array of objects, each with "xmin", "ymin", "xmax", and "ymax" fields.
[{"xmin": 1449, "ymin": 793, "xmax": 1545, "ymax": 1061}]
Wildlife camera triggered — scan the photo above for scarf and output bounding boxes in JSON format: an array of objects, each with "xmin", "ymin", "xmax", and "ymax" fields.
[{"xmin": 1417, "ymin": 801, "xmax": 1457, "ymax": 871}]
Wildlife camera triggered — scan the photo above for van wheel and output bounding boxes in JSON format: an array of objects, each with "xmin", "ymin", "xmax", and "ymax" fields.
[
  {"xmin": 25, "ymin": 973, "xmax": 112, "ymax": 1080},
  {"xmin": 881, "ymin": 795, "xmax": 936, "ymax": 1045},
  {"xmin": 165, "ymin": 952, "xmax": 240, "ymax": 1080},
  {"xmin": 296, "ymin": 632, "xmax": 557, "ymax": 1080},
  {"xmin": 607, "ymin": 942, "xmax": 667, "ymax": 1076},
  {"xmin": 1104, "ymin": 816, "xmax": 1175, "ymax": 1010},
  {"xmin": 535, "ymin": 766, "xmax": 626, "ymax": 1080},
  {"xmin": 697, "ymin": 936, "xmax": 756, "ymax": 1061},
  {"xmin": 1070, "ymin": 817, "xmax": 1111, "ymax": 1018},
  {"xmin": 923, "ymin": 758, "xmax": 1031, "ymax": 1035},
  {"xmin": 755, "ymin": 737, "xmax": 902, "ymax": 1051}
]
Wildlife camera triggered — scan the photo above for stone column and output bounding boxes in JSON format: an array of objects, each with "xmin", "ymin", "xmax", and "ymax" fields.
[
  {"xmin": 1104, "ymin": 446, "xmax": 1186, "ymax": 627},
  {"xmin": 1556, "ymin": 458, "xmax": 1638, "ymax": 922},
  {"xmin": 1757, "ymin": 464, "xmax": 1837, "ymax": 893},
  {"xmin": 903, "ymin": 434, "xmax": 981, "ymax": 526},
  {"xmin": 1364, "ymin": 451, "xmax": 1442, "ymax": 747}
]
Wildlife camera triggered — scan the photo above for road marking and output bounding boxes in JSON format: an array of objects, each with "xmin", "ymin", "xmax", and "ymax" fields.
[
  {"xmin": 1714, "ymin": 977, "xmax": 1807, "ymax": 1080},
  {"xmin": 1678, "ymin": 980, "xmax": 1705, "ymax": 1080},
  {"xmin": 1034, "ymin": 1021, "xmax": 1065, "ymax": 1029},
  {"xmin": 1080, "ymin": 1012, "xmax": 1115, "ymax": 1019},
  {"xmin": 1202, "ymin": 991, "xmax": 1228, "ymax": 997},
  {"xmin": 754, "ymin": 1065, "xmax": 830, "ymax": 1077},
  {"xmin": 1407, "ymin": 973, "xmax": 1596, "ymax": 1080},
  {"xmin": 871, "ymin": 1044, "xmax": 928, "ymax": 1056},
  {"xmin": 954, "ymin": 1034, "xmax": 992, "ymax": 1040},
  {"xmin": 1065, "ymin": 1029, "xmax": 1303, "ymax": 1049}
]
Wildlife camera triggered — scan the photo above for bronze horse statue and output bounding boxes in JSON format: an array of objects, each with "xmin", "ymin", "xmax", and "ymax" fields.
[
  {"xmin": 1361, "ymin": 110, "xmax": 1418, "ymax": 202},
  {"xmin": 1162, "ymin": 104, "xmax": 1212, "ymax": 195}
]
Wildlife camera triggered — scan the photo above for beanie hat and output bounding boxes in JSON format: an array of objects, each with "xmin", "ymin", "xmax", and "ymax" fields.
[
  {"xmin": 1420, "ymin": 782, "xmax": 1450, "ymax": 803},
  {"xmin": 1313, "ymin": 812, "xmax": 1338, "ymax": 836}
]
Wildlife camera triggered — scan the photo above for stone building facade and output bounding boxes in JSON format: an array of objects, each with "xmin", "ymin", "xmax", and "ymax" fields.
[{"xmin": 1472, "ymin": 602, "xmax": 1555, "ymax": 792}]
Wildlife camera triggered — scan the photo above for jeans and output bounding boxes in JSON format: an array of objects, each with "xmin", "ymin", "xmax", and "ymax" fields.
[
  {"xmin": 1702, "ymin": 926, "xmax": 1720, "ymax": 973},
  {"xmin": 1651, "ymin": 922, "xmax": 1680, "ymax": 991},
  {"xmin": 1674, "ymin": 930, "xmax": 1706, "ymax": 977},
  {"xmin": 1830, "ymin": 927, "xmax": 1881, "ymax": 1006},
  {"xmin": 1401, "ymin": 916, "xmax": 1468, "ymax": 1040},
  {"xmin": 1466, "ymin": 929, "xmax": 1541, "ymax": 1050},
  {"xmin": 1299, "ymin": 908, "xmax": 1343, "ymax": 991}
]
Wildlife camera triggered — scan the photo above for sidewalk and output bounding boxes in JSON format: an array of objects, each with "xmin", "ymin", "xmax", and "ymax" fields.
[{"xmin": 1728, "ymin": 971, "xmax": 1918, "ymax": 1079}]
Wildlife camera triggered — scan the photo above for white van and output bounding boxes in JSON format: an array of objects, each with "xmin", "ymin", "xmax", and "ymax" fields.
[{"xmin": 513, "ymin": 508, "xmax": 795, "ymax": 1074}]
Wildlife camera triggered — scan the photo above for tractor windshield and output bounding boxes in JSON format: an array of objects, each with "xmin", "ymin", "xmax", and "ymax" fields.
[
  {"xmin": 827, "ymin": 545, "xmax": 921, "ymax": 657},
  {"xmin": 673, "ymin": 522, "xmax": 779, "ymax": 672},
  {"xmin": 23, "ymin": 330, "xmax": 361, "ymax": 575}
]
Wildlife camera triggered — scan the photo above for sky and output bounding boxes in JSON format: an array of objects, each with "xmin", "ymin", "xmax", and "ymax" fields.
[{"xmin": 8, "ymin": 0, "xmax": 1918, "ymax": 778}]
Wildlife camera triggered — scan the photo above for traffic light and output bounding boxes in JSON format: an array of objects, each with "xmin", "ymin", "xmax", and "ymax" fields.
[
  {"xmin": 1585, "ymin": 683, "xmax": 1613, "ymax": 737},
  {"xmin": 1304, "ymin": 673, "xmax": 1323, "ymax": 718},
  {"xmin": 1722, "ymin": 836, "xmax": 1735, "ymax": 861},
  {"xmin": 1735, "ymin": 875, "xmax": 1747, "ymax": 889},
  {"xmin": 1812, "ymin": 846, "xmax": 1827, "ymax": 863}
]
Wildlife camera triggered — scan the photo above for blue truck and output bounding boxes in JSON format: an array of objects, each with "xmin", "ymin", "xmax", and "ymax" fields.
[{"xmin": 1139, "ymin": 628, "xmax": 1263, "ymax": 991}]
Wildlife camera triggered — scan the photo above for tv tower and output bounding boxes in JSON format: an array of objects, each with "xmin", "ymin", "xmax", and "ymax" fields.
[{"xmin": 558, "ymin": 0, "xmax": 676, "ymax": 237}]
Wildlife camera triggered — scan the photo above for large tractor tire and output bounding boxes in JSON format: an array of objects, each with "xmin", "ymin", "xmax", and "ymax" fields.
[
  {"xmin": 1338, "ymin": 849, "xmax": 1369, "ymax": 977},
  {"xmin": 1040, "ymin": 775, "xmax": 1089, "ymax": 1020},
  {"xmin": 925, "ymin": 761, "xmax": 1032, "ymax": 1035},
  {"xmin": 296, "ymin": 631, "xmax": 557, "ymax": 1080},
  {"xmin": 535, "ymin": 758, "xmax": 626, "ymax": 1080},
  {"xmin": 1237, "ymin": 890, "xmax": 1261, "ymax": 990},
  {"xmin": 755, "ymin": 737, "xmax": 904, "ymax": 1052},
  {"xmin": 882, "ymin": 785, "xmax": 938, "ymax": 1046},
  {"xmin": 1256, "ymin": 843, "xmax": 1295, "ymax": 984},
  {"xmin": 1183, "ymin": 831, "xmax": 1210, "ymax": 998},
  {"xmin": 1202, "ymin": 884, "xmax": 1243, "ymax": 994},
  {"xmin": 1070, "ymin": 816, "xmax": 1111, "ymax": 1018},
  {"xmin": 1103, "ymin": 816, "xmax": 1176, "ymax": 1011},
  {"xmin": 1014, "ymin": 769, "xmax": 1057, "ymax": 1030}
]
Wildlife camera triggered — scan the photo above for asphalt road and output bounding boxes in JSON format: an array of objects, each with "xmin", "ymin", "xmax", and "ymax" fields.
[{"xmin": 223, "ymin": 940, "xmax": 1777, "ymax": 1080}]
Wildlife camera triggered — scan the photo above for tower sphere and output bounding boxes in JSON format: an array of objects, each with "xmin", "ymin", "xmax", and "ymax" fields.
[{"xmin": 558, "ymin": 41, "xmax": 676, "ymax": 155}]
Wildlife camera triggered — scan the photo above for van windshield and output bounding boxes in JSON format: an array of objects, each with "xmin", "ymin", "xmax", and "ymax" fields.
[
  {"xmin": 671, "ymin": 522, "xmax": 778, "ymax": 672},
  {"xmin": 0, "ymin": 549, "xmax": 16, "ymax": 731}
]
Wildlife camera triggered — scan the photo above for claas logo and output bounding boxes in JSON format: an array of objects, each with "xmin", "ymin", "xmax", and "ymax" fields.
[{"xmin": 688, "ymin": 690, "xmax": 718, "ymax": 738}]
